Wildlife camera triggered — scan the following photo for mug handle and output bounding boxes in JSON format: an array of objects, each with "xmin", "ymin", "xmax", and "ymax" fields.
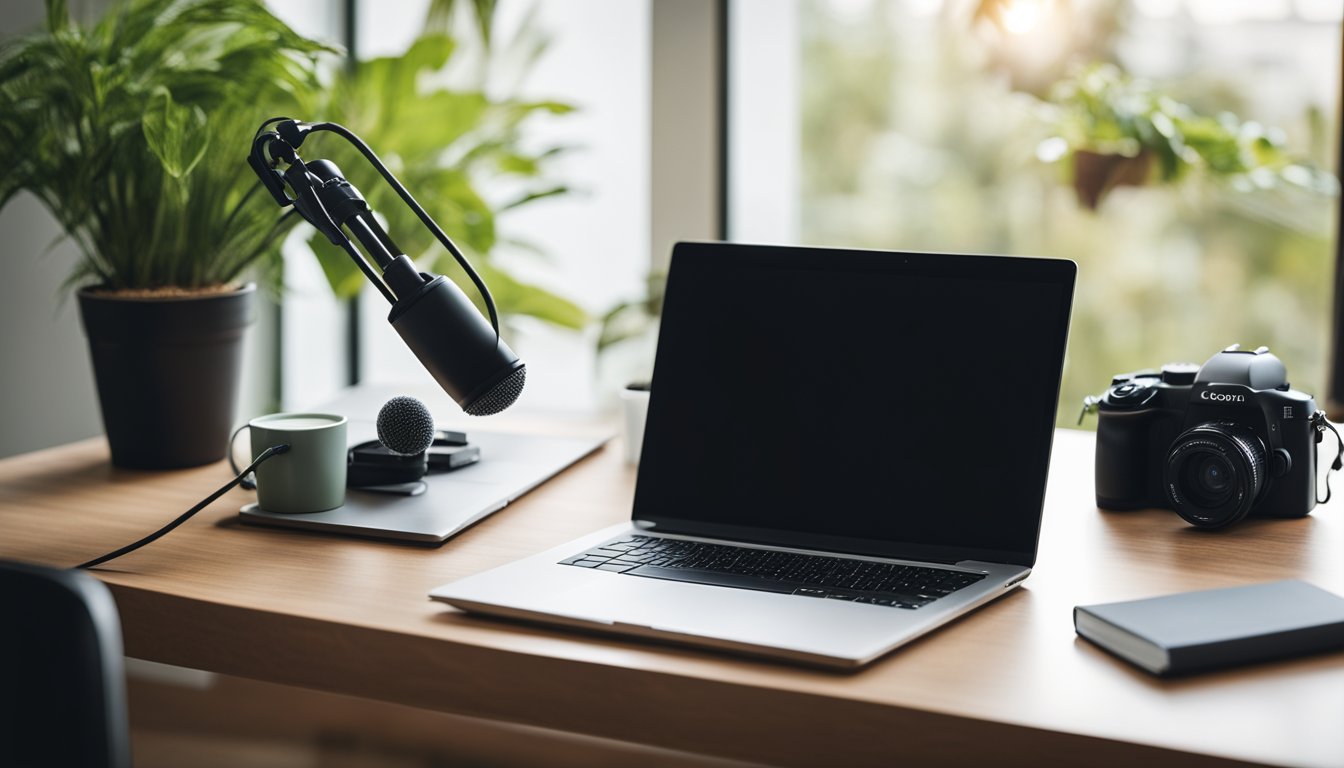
[{"xmin": 228, "ymin": 424, "xmax": 257, "ymax": 491}]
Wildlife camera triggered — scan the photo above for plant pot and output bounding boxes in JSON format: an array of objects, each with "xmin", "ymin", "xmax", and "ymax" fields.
[
  {"xmin": 78, "ymin": 285, "xmax": 255, "ymax": 469},
  {"xmin": 1072, "ymin": 149, "xmax": 1153, "ymax": 210}
]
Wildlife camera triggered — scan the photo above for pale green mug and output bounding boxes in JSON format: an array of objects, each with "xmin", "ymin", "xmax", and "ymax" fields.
[{"xmin": 230, "ymin": 413, "xmax": 347, "ymax": 514}]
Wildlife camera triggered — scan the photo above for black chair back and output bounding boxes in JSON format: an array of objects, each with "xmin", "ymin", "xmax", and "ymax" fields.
[{"xmin": 0, "ymin": 560, "xmax": 131, "ymax": 768}]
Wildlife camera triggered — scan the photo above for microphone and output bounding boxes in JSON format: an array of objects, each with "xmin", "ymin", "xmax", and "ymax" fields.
[
  {"xmin": 376, "ymin": 396, "xmax": 436, "ymax": 456},
  {"xmin": 388, "ymin": 273, "xmax": 527, "ymax": 416},
  {"xmin": 305, "ymin": 157, "xmax": 526, "ymax": 416},
  {"xmin": 248, "ymin": 120, "xmax": 526, "ymax": 416},
  {"xmin": 347, "ymin": 396, "xmax": 436, "ymax": 490}
]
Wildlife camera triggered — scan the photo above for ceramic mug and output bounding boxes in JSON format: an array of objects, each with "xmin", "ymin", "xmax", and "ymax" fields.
[
  {"xmin": 619, "ymin": 384, "xmax": 651, "ymax": 465},
  {"xmin": 230, "ymin": 413, "xmax": 348, "ymax": 513}
]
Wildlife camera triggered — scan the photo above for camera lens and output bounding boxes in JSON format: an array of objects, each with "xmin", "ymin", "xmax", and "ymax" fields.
[
  {"xmin": 1185, "ymin": 454, "xmax": 1233, "ymax": 505},
  {"xmin": 1164, "ymin": 423, "xmax": 1267, "ymax": 529},
  {"xmin": 1197, "ymin": 455, "xmax": 1231, "ymax": 494}
]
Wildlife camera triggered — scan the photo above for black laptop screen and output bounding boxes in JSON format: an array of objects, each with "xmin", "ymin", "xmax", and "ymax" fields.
[{"xmin": 631, "ymin": 243, "xmax": 1075, "ymax": 567}]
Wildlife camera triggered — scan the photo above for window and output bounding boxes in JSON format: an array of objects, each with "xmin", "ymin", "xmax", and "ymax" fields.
[
  {"xmin": 730, "ymin": 0, "xmax": 1342, "ymax": 425},
  {"xmin": 271, "ymin": 0, "xmax": 651, "ymax": 413}
]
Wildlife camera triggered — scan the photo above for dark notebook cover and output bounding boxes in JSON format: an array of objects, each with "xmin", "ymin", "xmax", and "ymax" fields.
[{"xmin": 1074, "ymin": 580, "xmax": 1344, "ymax": 676}]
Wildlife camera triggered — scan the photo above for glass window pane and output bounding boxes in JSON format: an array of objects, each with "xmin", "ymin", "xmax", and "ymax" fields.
[
  {"xmin": 730, "ymin": 0, "xmax": 1341, "ymax": 426},
  {"xmin": 266, "ymin": 0, "xmax": 351, "ymax": 410}
]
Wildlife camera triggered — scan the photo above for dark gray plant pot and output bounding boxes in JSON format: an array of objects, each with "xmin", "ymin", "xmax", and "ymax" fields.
[{"xmin": 78, "ymin": 285, "xmax": 255, "ymax": 469}]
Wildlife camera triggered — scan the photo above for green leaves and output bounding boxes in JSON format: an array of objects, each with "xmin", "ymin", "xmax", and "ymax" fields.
[
  {"xmin": 597, "ymin": 273, "xmax": 665, "ymax": 352},
  {"xmin": 1039, "ymin": 63, "xmax": 1339, "ymax": 211},
  {"xmin": 141, "ymin": 89, "xmax": 208, "ymax": 179},
  {"xmin": 46, "ymin": 0, "xmax": 69, "ymax": 33},
  {"xmin": 312, "ymin": 237, "xmax": 369, "ymax": 298},
  {"xmin": 466, "ymin": 260, "xmax": 587, "ymax": 330},
  {"xmin": 5, "ymin": 0, "xmax": 587, "ymax": 335},
  {"xmin": 307, "ymin": 3, "xmax": 587, "ymax": 330},
  {"xmin": 0, "ymin": 0, "xmax": 330, "ymax": 291}
]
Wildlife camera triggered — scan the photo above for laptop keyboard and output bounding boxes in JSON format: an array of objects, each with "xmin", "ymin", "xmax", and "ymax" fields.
[{"xmin": 560, "ymin": 534, "xmax": 986, "ymax": 609}]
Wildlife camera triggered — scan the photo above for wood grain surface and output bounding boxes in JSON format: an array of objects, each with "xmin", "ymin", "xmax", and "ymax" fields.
[{"xmin": 3, "ymin": 421, "xmax": 1342, "ymax": 768}]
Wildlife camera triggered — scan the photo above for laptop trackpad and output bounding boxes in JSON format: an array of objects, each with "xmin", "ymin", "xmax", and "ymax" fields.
[{"xmin": 552, "ymin": 567, "xmax": 915, "ymax": 656}]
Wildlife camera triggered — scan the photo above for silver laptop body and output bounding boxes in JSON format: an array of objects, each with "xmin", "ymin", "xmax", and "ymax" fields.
[{"xmin": 432, "ymin": 243, "xmax": 1076, "ymax": 669}]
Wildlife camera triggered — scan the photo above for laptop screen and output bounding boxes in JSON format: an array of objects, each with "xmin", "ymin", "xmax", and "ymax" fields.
[{"xmin": 632, "ymin": 243, "xmax": 1076, "ymax": 567}]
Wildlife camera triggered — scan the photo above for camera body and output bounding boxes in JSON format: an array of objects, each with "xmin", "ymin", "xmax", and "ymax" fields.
[{"xmin": 1093, "ymin": 345, "xmax": 1320, "ymax": 528}]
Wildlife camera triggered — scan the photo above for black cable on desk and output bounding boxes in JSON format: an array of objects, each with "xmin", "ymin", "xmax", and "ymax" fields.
[{"xmin": 76, "ymin": 444, "xmax": 290, "ymax": 570}]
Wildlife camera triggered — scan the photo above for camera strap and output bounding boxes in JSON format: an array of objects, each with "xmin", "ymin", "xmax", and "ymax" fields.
[
  {"xmin": 1312, "ymin": 410, "xmax": 1344, "ymax": 505},
  {"xmin": 1077, "ymin": 395, "xmax": 1101, "ymax": 426}
]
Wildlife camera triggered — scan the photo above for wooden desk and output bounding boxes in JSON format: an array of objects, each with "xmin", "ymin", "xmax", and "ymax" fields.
[{"xmin": 2, "ymin": 427, "xmax": 1342, "ymax": 768}]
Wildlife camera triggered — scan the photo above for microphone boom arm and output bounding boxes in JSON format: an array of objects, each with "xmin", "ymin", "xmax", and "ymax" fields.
[
  {"xmin": 246, "ymin": 117, "xmax": 527, "ymax": 416},
  {"xmin": 249, "ymin": 119, "xmax": 502, "ymax": 334}
]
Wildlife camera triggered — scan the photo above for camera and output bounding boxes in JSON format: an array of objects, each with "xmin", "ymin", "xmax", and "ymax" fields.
[{"xmin": 1088, "ymin": 345, "xmax": 1325, "ymax": 529}]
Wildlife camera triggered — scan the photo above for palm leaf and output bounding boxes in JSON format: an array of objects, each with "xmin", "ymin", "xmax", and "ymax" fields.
[{"xmin": 0, "ymin": 0, "xmax": 334, "ymax": 291}]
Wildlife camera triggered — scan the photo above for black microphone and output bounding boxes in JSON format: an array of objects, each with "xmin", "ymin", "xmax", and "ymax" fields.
[
  {"xmin": 347, "ymin": 396, "xmax": 437, "ymax": 490},
  {"xmin": 376, "ymin": 396, "xmax": 436, "ymax": 456},
  {"xmin": 307, "ymin": 159, "xmax": 527, "ymax": 416},
  {"xmin": 388, "ymin": 274, "xmax": 527, "ymax": 416},
  {"xmin": 249, "ymin": 120, "xmax": 526, "ymax": 416}
]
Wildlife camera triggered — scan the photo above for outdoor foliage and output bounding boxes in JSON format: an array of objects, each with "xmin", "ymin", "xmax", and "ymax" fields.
[
  {"xmin": 797, "ymin": 1, "xmax": 1339, "ymax": 426},
  {"xmin": 597, "ymin": 272, "xmax": 665, "ymax": 354},
  {"xmin": 1038, "ymin": 64, "xmax": 1338, "ymax": 209},
  {"xmin": 0, "ymin": 0, "xmax": 330, "ymax": 292}
]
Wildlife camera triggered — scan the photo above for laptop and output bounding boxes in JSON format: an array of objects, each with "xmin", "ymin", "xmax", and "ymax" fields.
[{"xmin": 431, "ymin": 242, "xmax": 1076, "ymax": 668}]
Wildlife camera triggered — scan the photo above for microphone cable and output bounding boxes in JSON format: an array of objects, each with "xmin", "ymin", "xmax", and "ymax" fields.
[{"xmin": 76, "ymin": 444, "xmax": 290, "ymax": 570}]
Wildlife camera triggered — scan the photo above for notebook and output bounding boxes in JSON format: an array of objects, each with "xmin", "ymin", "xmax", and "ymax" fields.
[{"xmin": 1075, "ymin": 580, "xmax": 1344, "ymax": 675}]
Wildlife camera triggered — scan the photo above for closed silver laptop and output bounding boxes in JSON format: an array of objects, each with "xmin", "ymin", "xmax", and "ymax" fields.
[{"xmin": 431, "ymin": 242, "xmax": 1076, "ymax": 668}]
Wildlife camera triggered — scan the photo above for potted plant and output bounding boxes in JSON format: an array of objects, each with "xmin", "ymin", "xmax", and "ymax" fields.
[
  {"xmin": 1036, "ymin": 64, "xmax": 1336, "ymax": 209},
  {"xmin": 0, "ymin": 0, "xmax": 328, "ymax": 468}
]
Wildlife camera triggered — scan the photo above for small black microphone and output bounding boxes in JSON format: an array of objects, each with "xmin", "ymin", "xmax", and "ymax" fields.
[
  {"xmin": 347, "ymin": 396, "xmax": 435, "ymax": 491},
  {"xmin": 376, "ymin": 396, "xmax": 436, "ymax": 456}
]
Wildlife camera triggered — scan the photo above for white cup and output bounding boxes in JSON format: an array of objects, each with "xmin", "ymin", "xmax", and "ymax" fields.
[{"xmin": 619, "ymin": 385, "xmax": 651, "ymax": 465}]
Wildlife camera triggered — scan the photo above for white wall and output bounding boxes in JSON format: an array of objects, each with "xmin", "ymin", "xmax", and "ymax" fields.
[
  {"xmin": 0, "ymin": 4, "xmax": 102, "ymax": 459},
  {"xmin": 0, "ymin": 193, "xmax": 104, "ymax": 459}
]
